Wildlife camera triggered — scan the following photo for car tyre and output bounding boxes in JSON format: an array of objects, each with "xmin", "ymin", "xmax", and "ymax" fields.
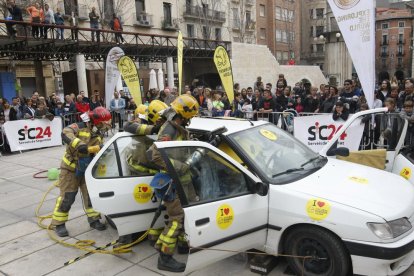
[{"xmin": 284, "ymin": 226, "xmax": 350, "ymax": 276}]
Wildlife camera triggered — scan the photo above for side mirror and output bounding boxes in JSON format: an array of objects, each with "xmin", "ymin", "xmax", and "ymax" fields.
[
  {"xmin": 255, "ymin": 182, "xmax": 269, "ymax": 196},
  {"xmin": 326, "ymin": 147, "xmax": 350, "ymax": 157}
]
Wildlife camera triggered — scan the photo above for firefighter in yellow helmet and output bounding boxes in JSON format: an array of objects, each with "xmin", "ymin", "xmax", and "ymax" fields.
[
  {"xmin": 52, "ymin": 107, "xmax": 112, "ymax": 237},
  {"xmin": 149, "ymin": 94, "xmax": 199, "ymax": 272},
  {"xmin": 134, "ymin": 104, "xmax": 148, "ymax": 124}
]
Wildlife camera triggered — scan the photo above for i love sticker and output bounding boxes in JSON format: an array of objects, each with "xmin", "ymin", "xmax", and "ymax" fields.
[
  {"xmin": 216, "ymin": 204, "xmax": 234, "ymax": 230},
  {"xmin": 306, "ymin": 199, "xmax": 331, "ymax": 221},
  {"xmin": 400, "ymin": 167, "xmax": 412, "ymax": 180},
  {"xmin": 133, "ymin": 184, "xmax": 152, "ymax": 204}
]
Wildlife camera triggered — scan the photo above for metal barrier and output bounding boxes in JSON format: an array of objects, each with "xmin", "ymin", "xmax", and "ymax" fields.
[{"xmin": 60, "ymin": 112, "xmax": 82, "ymax": 128}]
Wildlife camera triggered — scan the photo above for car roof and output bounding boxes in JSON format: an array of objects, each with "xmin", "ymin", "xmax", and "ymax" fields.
[{"xmin": 188, "ymin": 117, "xmax": 268, "ymax": 135}]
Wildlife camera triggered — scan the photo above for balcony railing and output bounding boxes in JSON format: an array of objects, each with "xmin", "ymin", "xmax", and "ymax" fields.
[
  {"xmin": 380, "ymin": 52, "xmax": 388, "ymax": 57},
  {"xmin": 310, "ymin": 52, "xmax": 325, "ymax": 58},
  {"xmin": 397, "ymin": 51, "xmax": 404, "ymax": 56},
  {"xmin": 380, "ymin": 40, "xmax": 388, "ymax": 46},
  {"xmin": 133, "ymin": 13, "xmax": 153, "ymax": 28},
  {"xmin": 245, "ymin": 0, "xmax": 254, "ymax": 6},
  {"xmin": 184, "ymin": 5, "xmax": 226, "ymax": 23},
  {"xmin": 161, "ymin": 18, "xmax": 179, "ymax": 31},
  {"xmin": 398, "ymin": 39, "xmax": 406, "ymax": 44}
]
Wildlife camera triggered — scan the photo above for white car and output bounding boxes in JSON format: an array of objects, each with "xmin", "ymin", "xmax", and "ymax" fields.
[{"xmin": 85, "ymin": 108, "xmax": 414, "ymax": 276}]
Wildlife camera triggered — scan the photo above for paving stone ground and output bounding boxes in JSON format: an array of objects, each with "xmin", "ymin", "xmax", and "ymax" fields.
[{"xmin": 0, "ymin": 145, "xmax": 413, "ymax": 276}]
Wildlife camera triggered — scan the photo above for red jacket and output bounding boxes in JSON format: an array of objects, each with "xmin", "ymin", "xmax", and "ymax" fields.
[{"xmin": 75, "ymin": 102, "xmax": 90, "ymax": 113}]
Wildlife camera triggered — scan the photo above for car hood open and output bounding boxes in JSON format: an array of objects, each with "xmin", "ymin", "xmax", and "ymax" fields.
[{"xmin": 283, "ymin": 158, "xmax": 414, "ymax": 221}]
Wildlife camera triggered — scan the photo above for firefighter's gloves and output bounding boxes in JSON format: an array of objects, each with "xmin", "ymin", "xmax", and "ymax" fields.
[
  {"xmin": 87, "ymin": 145, "xmax": 101, "ymax": 154},
  {"xmin": 185, "ymin": 149, "xmax": 206, "ymax": 168},
  {"xmin": 151, "ymin": 124, "xmax": 161, "ymax": 135}
]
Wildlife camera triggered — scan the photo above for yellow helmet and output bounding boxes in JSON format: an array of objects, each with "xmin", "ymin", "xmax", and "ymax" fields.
[
  {"xmin": 134, "ymin": 104, "xmax": 148, "ymax": 117},
  {"xmin": 147, "ymin": 100, "xmax": 168, "ymax": 124},
  {"xmin": 170, "ymin": 95, "xmax": 199, "ymax": 120}
]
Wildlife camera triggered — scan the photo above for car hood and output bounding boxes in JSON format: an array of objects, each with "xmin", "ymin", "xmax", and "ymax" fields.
[{"xmin": 283, "ymin": 158, "xmax": 414, "ymax": 221}]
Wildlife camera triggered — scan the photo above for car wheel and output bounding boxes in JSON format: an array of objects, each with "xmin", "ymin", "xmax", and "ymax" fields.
[
  {"xmin": 284, "ymin": 226, "xmax": 350, "ymax": 276},
  {"xmin": 105, "ymin": 215, "xmax": 117, "ymax": 230}
]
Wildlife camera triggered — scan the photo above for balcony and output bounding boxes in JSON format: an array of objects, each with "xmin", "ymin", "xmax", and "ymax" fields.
[
  {"xmin": 380, "ymin": 40, "xmax": 388, "ymax": 46},
  {"xmin": 397, "ymin": 51, "xmax": 405, "ymax": 56},
  {"xmin": 245, "ymin": 0, "xmax": 254, "ymax": 6},
  {"xmin": 232, "ymin": 19, "xmax": 241, "ymax": 30},
  {"xmin": 246, "ymin": 20, "xmax": 256, "ymax": 31},
  {"xmin": 162, "ymin": 18, "xmax": 179, "ymax": 31},
  {"xmin": 133, "ymin": 13, "xmax": 153, "ymax": 28},
  {"xmin": 183, "ymin": 5, "xmax": 226, "ymax": 23},
  {"xmin": 310, "ymin": 52, "xmax": 325, "ymax": 58},
  {"xmin": 398, "ymin": 39, "xmax": 406, "ymax": 44},
  {"xmin": 380, "ymin": 52, "xmax": 388, "ymax": 57}
]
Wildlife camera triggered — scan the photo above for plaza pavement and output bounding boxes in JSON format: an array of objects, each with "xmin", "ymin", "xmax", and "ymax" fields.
[{"xmin": 0, "ymin": 145, "xmax": 413, "ymax": 276}]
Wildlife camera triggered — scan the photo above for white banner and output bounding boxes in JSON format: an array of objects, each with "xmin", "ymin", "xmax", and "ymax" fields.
[
  {"xmin": 3, "ymin": 118, "xmax": 63, "ymax": 152},
  {"xmin": 327, "ymin": 0, "xmax": 375, "ymax": 108},
  {"xmin": 294, "ymin": 114, "xmax": 364, "ymax": 152},
  {"xmin": 105, "ymin": 47, "xmax": 125, "ymax": 109}
]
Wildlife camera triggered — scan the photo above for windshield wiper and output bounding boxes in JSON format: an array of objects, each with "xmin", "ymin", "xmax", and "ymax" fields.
[
  {"xmin": 272, "ymin": 167, "xmax": 304, "ymax": 178},
  {"xmin": 300, "ymin": 156, "xmax": 320, "ymax": 167}
]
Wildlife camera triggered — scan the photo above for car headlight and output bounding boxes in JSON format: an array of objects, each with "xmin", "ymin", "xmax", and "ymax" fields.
[{"xmin": 367, "ymin": 218, "xmax": 412, "ymax": 240}]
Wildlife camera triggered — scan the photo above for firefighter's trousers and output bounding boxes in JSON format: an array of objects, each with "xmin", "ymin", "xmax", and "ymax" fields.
[
  {"xmin": 154, "ymin": 197, "xmax": 187, "ymax": 255},
  {"xmin": 51, "ymin": 169, "xmax": 101, "ymax": 226}
]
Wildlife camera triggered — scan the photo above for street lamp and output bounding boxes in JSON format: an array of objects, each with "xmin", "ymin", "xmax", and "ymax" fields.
[{"xmin": 336, "ymin": 32, "xmax": 341, "ymax": 42}]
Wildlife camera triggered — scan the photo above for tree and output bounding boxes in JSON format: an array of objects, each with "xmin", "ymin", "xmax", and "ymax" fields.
[
  {"xmin": 226, "ymin": 0, "xmax": 256, "ymax": 43},
  {"xmin": 278, "ymin": 0, "xmax": 297, "ymax": 63},
  {"xmin": 187, "ymin": 0, "xmax": 225, "ymax": 40}
]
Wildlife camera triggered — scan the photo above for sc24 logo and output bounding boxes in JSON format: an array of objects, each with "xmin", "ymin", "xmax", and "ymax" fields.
[
  {"xmin": 18, "ymin": 125, "xmax": 52, "ymax": 140},
  {"xmin": 308, "ymin": 122, "xmax": 347, "ymax": 141}
]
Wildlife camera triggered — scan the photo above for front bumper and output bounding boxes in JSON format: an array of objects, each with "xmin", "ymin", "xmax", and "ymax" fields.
[{"xmin": 344, "ymin": 231, "xmax": 414, "ymax": 275}]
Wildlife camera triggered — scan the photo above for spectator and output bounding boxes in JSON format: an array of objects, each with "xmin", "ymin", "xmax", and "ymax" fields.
[
  {"xmin": 378, "ymin": 80, "xmax": 391, "ymax": 103},
  {"xmin": 2, "ymin": 99, "xmax": 11, "ymax": 122},
  {"xmin": 274, "ymin": 82, "xmax": 287, "ymax": 112},
  {"xmin": 332, "ymin": 101, "xmax": 349, "ymax": 121},
  {"xmin": 48, "ymin": 94, "xmax": 58, "ymax": 114},
  {"xmin": 23, "ymin": 98, "xmax": 36, "ymax": 119},
  {"xmin": 212, "ymin": 92, "xmax": 225, "ymax": 117},
  {"xmin": 90, "ymin": 93, "xmax": 103, "ymax": 110},
  {"xmin": 43, "ymin": 4, "xmax": 54, "ymax": 39},
  {"xmin": 10, "ymin": 97, "xmax": 23, "ymax": 120},
  {"xmin": 64, "ymin": 95, "xmax": 76, "ymax": 113},
  {"xmin": 31, "ymin": 91, "xmax": 39, "ymax": 109},
  {"xmin": 201, "ymin": 88, "xmax": 213, "ymax": 116},
  {"xmin": 246, "ymin": 87, "xmax": 253, "ymax": 101},
  {"xmin": 232, "ymin": 92, "xmax": 243, "ymax": 118},
  {"xmin": 399, "ymin": 78, "xmax": 414, "ymax": 106},
  {"xmin": 221, "ymin": 92, "xmax": 231, "ymax": 111},
  {"xmin": 69, "ymin": 11, "xmax": 79, "ymax": 40},
  {"xmin": 319, "ymin": 86, "xmax": 338, "ymax": 113},
  {"xmin": 254, "ymin": 76, "xmax": 264, "ymax": 93},
  {"xmin": 120, "ymin": 90, "xmax": 130, "ymax": 107},
  {"xmin": 258, "ymin": 89, "xmax": 274, "ymax": 122},
  {"xmin": 252, "ymin": 89, "xmax": 262, "ymax": 111},
  {"xmin": 0, "ymin": 97, "xmax": 4, "ymax": 112},
  {"xmin": 373, "ymin": 91, "xmax": 383, "ymax": 109},
  {"xmin": 380, "ymin": 98, "xmax": 400, "ymax": 144},
  {"xmin": 75, "ymin": 95, "xmax": 90, "ymax": 113},
  {"xmin": 6, "ymin": 0, "xmax": 23, "ymax": 38},
  {"xmin": 89, "ymin": 7, "xmax": 100, "ymax": 42},
  {"xmin": 242, "ymin": 98, "xmax": 253, "ymax": 119},
  {"xmin": 110, "ymin": 14, "xmax": 124, "ymax": 44},
  {"xmin": 54, "ymin": 101, "xmax": 65, "ymax": 116},
  {"xmin": 277, "ymin": 74, "xmax": 288, "ymax": 88},
  {"xmin": 183, "ymin": 84, "xmax": 191, "ymax": 95},
  {"xmin": 285, "ymin": 89, "xmax": 295, "ymax": 110},
  {"xmin": 234, "ymin": 83, "xmax": 240, "ymax": 94},
  {"xmin": 295, "ymin": 96, "xmax": 304, "ymax": 113},
  {"xmin": 54, "ymin": 7, "xmax": 64, "ymax": 39},
  {"xmin": 70, "ymin": 92, "xmax": 76, "ymax": 101},
  {"xmin": 194, "ymin": 86, "xmax": 204, "ymax": 105},
  {"xmin": 79, "ymin": 91, "xmax": 89, "ymax": 104},
  {"xmin": 351, "ymin": 79, "xmax": 363, "ymax": 97},
  {"xmin": 110, "ymin": 91, "xmax": 126, "ymax": 129},
  {"xmin": 400, "ymin": 100, "xmax": 414, "ymax": 144},
  {"xmin": 128, "ymin": 98, "xmax": 137, "ymax": 111},
  {"xmin": 240, "ymin": 88, "xmax": 247, "ymax": 101},
  {"xmin": 340, "ymin": 79, "xmax": 358, "ymax": 113},
  {"xmin": 34, "ymin": 101, "xmax": 53, "ymax": 120},
  {"xmin": 266, "ymin": 83, "xmax": 273, "ymax": 95},
  {"xmin": 27, "ymin": 2, "xmax": 43, "ymax": 38}
]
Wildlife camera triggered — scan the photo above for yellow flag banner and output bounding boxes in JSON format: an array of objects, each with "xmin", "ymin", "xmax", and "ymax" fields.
[
  {"xmin": 177, "ymin": 31, "xmax": 183, "ymax": 95},
  {"xmin": 118, "ymin": 56, "xmax": 142, "ymax": 105},
  {"xmin": 213, "ymin": 46, "xmax": 234, "ymax": 103}
]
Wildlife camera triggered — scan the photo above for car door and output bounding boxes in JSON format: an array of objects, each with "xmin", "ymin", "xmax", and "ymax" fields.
[
  {"xmin": 154, "ymin": 140, "xmax": 268, "ymax": 273},
  {"xmin": 85, "ymin": 133, "xmax": 164, "ymax": 236}
]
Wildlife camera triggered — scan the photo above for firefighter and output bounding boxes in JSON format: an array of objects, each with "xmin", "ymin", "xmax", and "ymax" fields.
[
  {"xmin": 134, "ymin": 104, "xmax": 149, "ymax": 124},
  {"xmin": 51, "ymin": 107, "xmax": 112, "ymax": 237},
  {"xmin": 149, "ymin": 94, "xmax": 199, "ymax": 272}
]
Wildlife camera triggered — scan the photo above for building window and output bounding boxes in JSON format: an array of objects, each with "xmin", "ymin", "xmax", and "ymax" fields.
[
  {"xmin": 260, "ymin": 28, "xmax": 266, "ymax": 39},
  {"xmin": 309, "ymin": 9, "xmax": 313, "ymax": 19},
  {"xmin": 289, "ymin": 31, "xmax": 295, "ymax": 42},
  {"xmin": 259, "ymin": 4, "xmax": 265, "ymax": 17},
  {"xmin": 382, "ymin": 23, "xmax": 389, "ymax": 29},
  {"xmin": 398, "ymin": 45, "xmax": 403, "ymax": 55},
  {"xmin": 187, "ymin": 24, "xmax": 195, "ymax": 38},
  {"xmin": 276, "ymin": 51, "xmax": 282, "ymax": 62},
  {"xmin": 382, "ymin": 34, "xmax": 388, "ymax": 45},
  {"xmin": 399, "ymin": 21, "xmax": 405, "ymax": 28},
  {"xmin": 316, "ymin": 26, "xmax": 324, "ymax": 37},
  {"xmin": 315, "ymin": 8, "xmax": 324, "ymax": 19},
  {"xmin": 282, "ymin": 52, "xmax": 289, "ymax": 61},
  {"xmin": 316, "ymin": 44, "xmax": 324, "ymax": 52},
  {"xmin": 215, "ymin": 28, "xmax": 221, "ymax": 41},
  {"xmin": 398, "ymin": 58, "xmax": 403, "ymax": 66},
  {"xmin": 399, "ymin": 33, "xmax": 404, "ymax": 44},
  {"xmin": 135, "ymin": 0, "xmax": 145, "ymax": 16},
  {"xmin": 381, "ymin": 46, "xmax": 388, "ymax": 56},
  {"xmin": 310, "ymin": 26, "xmax": 314, "ymax": 37},
  {"xmin": 276, "ymin": 30, "xmax": 281, "ymax": 41},
  {"xmin": 381, "ymin": 59, "xmax": 386, "ymax": 67},
  {"xmin": 163, "ymin": 2, "xmax": 172, "ymax": 25},
  {"xmin": 202, "ymin": 26, "xmax": 209, "ymax": 39},
  {"xmin": 276, "ymin": 6, "xmax": 282, "ymax": 20}
]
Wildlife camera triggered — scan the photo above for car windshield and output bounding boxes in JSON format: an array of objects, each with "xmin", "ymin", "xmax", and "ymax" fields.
[{"xmin": 229, "ymin": 124, "xmax": 326, "ymax": 183}]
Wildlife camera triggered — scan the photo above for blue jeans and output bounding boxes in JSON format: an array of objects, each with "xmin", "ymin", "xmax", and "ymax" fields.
[
  {"xmin": 90, "ymin": 23, "xmax": 100, "ymax": 42},
  {"xmin": 56, "ymin": 25, "xmax": 64, "ymax": 39}
]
